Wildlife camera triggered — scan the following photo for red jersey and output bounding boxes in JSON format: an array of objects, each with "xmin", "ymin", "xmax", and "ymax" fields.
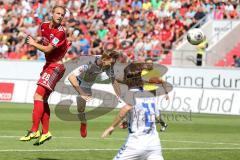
[{"xmin": 40, "ymin": 22, "xmax": 68, "ymax": 63}]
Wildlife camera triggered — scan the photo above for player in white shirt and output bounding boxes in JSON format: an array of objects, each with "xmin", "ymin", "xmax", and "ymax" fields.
[
  {"xmin": 102, "ymin": 63, "xmax": 164, "ymax": 160},
  {"xmin": 68, "ymin": 50, "xmax": 122, "ymax": 138}
]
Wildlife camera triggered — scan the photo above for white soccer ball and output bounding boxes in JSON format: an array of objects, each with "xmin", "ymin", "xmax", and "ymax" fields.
[{"xmin": 187, "ymin": 28, "xmax": 205, "ymax": 45}]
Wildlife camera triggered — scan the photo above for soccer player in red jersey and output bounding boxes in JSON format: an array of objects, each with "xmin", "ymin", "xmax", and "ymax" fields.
[{"xmin": 20, "ymin": 5, "xmax": 68, "ymax": 146}]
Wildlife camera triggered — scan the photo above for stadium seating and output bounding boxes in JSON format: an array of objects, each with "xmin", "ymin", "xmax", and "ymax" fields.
[
  {"xmin": 215, "ymin": 42, "xmax": 240, "ymax": 67},
  {"xmin": 0, "ymin": 0, "xmax": 239, "ymax": 65}
]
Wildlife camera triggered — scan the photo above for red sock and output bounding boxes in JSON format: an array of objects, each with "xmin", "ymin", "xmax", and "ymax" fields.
[
  {"xmin": 41, "ymin": 103, "xmax": 50, "ymax": 134},
  {"xmin": 31, "ymin": 100, "xmax": 44, "ymax": 132}
]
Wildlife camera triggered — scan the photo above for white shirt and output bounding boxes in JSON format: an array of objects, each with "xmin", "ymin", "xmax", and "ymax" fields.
[
  {"xmin": 125, "ymin": 89, "xmax": 161, "ymax": 149},
  {"xmin": 0, "ymin": 8, "xmax": 6, "ymax": 17},
  {"xmin": 127, "ymin": 90, "xmax": 160, "ymax": 135},
  {"xmin": 171, "ymin": 1, "xmax": 182, "ymax": 9},
  {"xmin": 115, "ymin": 17, "xmax": 129, "ymax": 27},
  {"xmin": 0, "ymin": 44, "xmax": 9, "ymax": 54},
  {"xmin": 225, "ymin": 4, "xmax": 234, "ymax": 12}
]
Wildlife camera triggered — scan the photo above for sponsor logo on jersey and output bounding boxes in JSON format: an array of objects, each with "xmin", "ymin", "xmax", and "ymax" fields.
[{"xmin": 52, "ymin": 37, "xmax": 59, "ymax": 45}]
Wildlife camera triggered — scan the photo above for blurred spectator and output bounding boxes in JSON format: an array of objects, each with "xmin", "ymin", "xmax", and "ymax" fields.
[
  {"xmin": 194, "ymin": 7, "xmax": 206, "ymax": 21},
  {"xmin": 115, "ymin": 12, "xmax": 129, "ymax": 28},
  {"xmin": 97, "ymin": 25, "xmax": 108, "ymax": 40},
  {"xmin": 89, "ymin": 31, "xmax": 103, "ymax": 55},
  {"xmin": 143, "ymin": 35, "xmax": 154, "ymax": 58},
  {"xmin": 131, "ymin": 0, "xmax": 142, "ymax": 10},
  {"xmin": 78, "ymin": 32, "xmax": 90, "ymax": 55},
  {"xmin": 151, "ymin": 0, "xmax": 161, "ymax": 10},
  {"xmin": 0, "ymin": 40, "xmax": 9, "ymax": 58},
  {"xmin": 142, "ymin": 1, "xmax": 152, "ymax": 11},
  {"xmin": 0, "ymin": 1, "xmax": 6, "ymax": 17},
  {"xmin": 0, "ymin": 0, "xmax": 239, "ymax": 63},
  {"xmin": 70, "ymin": 30, "xmax": 90, "ymax": 56},
  {"xmin": 233, "ymin": 55, "xmax": 240, "ymax": 67}
]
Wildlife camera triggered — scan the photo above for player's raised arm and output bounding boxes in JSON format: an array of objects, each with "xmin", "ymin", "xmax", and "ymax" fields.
[
  {"xmin": 26, "ymin": 35, "xmax": 55, "ymax": 54},
  {"xmin": 68, "ymin": 65, "xmax": 92, "ymax": 101},
  {"xmin": 101, "ymin": 104, "xmax": 132, "ymax": 138},
  {"xmin": 104, "ymin": 50, "xmax": 123, "ymax": 98},
  {"xmin": 25, "ymin": 5, "xmax": 66, "ymax": 54},
  {"xmin": 161, "ymin": 79, "xmax": 169, "ymax": 100},
  {"xmin": 68, "ymin": 74, "xmax": 85, "ymax": 95},
  {"xmin": 112, "ymin": 79, "xmax": 121, "ymax": 98}
]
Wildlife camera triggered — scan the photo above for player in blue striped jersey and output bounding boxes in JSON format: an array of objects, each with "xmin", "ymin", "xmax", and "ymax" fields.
[{"xmin": 102, "ymin": 63, "xmax": 164, "ymax": 160}]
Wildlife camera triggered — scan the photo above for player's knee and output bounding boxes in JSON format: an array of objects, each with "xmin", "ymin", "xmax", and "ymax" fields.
[{"xmin": 77, "ymin": 103, "xmax": 85, "ymax": 111}]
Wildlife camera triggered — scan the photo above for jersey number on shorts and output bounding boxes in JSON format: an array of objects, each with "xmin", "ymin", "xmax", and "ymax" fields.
[
  {"xmin": 142, "ymin": 103, "xmax": 156, "ymax": 127},
  {"xmin": 42, "ymin": 72, "xmax": 50, "ymax": 84}
]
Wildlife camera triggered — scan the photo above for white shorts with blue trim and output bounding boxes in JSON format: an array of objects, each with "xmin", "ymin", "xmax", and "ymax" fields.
[{"xmin": 113, "ymin": 146, "xmax": 163, "ymax": 160}]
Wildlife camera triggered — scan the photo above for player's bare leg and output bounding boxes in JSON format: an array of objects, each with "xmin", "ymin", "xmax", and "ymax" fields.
[{"xmin": 77, "ymin": 96, "xmax": 87, "ymax": 138}]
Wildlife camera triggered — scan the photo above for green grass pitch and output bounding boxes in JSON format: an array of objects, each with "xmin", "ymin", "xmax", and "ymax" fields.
[{"xmin": 0, "ymin": 102, "xmax": 240, "ymax": 160}]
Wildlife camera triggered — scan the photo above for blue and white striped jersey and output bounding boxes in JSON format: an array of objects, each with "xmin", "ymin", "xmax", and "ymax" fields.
[{"xmin": 127, "ymin": 89, "xmax": 160, "ymax": 135}]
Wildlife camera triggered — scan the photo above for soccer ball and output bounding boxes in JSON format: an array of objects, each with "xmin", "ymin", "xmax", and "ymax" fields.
[{"xmin": 187, "ymin": 28, "xmax": 205, "ymax": 45}]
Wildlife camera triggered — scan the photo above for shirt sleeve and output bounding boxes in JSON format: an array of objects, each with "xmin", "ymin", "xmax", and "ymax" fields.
[
  {"xmin": 51, "ymin": 31, "xmax": 66, "ymax": 48},
  {"xmin": 97, "ymin": 72, "xmax": 109, "ymax": 81},
  {"xmin": 71, "ymin": 65, "xmax": 89, "ymax": 76}
]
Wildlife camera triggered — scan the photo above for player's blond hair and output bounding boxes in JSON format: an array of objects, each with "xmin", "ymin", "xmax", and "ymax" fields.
[
  {"xmin": 101, "ymin": 50, "xmax": 121, "ymax": 63},
  {"xmin": 52, "ymin": 5, "xmax": 66, "ymax": 15}
]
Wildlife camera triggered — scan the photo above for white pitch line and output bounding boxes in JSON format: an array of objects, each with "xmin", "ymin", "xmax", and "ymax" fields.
[
  {"xmin": 161, "ymin": 140, "xmax": 240, "ymax": 146},
  {"xmin": 0, "ymin": 135, "xmax": 125, "ymax": 141},
  {"xmin": 0, "ymin": 149, "xmax": 118, "ymax": 152},
  {"xmin": 1, "ymin": 135, "xmax": 240, "ymax": 146},
  {"xmin": 163, "ymin": 148, "xmax": 240, "ymax": 150},
  {"xmin": 0, "ymin": 148, "xmax": 240, "ymax": 152}
]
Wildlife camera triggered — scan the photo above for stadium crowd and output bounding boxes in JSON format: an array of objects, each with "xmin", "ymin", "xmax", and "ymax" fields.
[{"xmin": 0, "ymin": 0, "xmax": 239, "ymax": 62}]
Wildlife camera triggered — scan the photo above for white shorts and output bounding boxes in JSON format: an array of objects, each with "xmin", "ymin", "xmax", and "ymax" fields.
[
  {"xmin": 113, "ymin": 146, "xmax": 163, "ymax": 160},
  {"xmin": 114, "ymin": 131, "xmax": 163, "ymax": 160}
]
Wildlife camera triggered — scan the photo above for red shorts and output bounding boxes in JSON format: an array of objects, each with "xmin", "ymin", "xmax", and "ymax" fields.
[{"xmin": 37, "ymin": 63, "xmax": 65, "ymax": 91}]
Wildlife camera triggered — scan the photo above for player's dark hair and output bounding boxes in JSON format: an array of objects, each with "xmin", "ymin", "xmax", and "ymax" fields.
[
  {"xmin": 124, "ymin": 63, "xmax": 143, "ymax": 89},
  {"xmin": 144, "ymin": 57, "xmax": 154, "ymax": 70},
  {"xmin": 52, "ymin": 5, "xmax": 66, "ymax": 15}
]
